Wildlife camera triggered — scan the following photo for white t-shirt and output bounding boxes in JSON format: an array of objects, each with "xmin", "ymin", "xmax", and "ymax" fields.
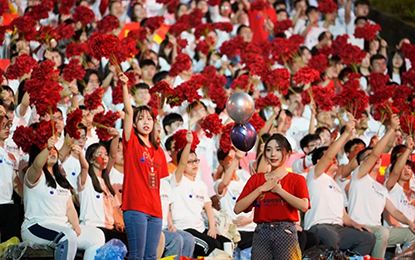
[
  {"xmin": 305, "ymin": 26, "xmax": 327, "ymax": 50},
  {"xmin": 109, "ymin": 167, "xmax": 124, "ymax": 208},
  {"xmin": 85, "ymin": 128, "xmax": 100, "ymax": 148},
  {"xmin": 385, "ymin": 183, "xmax": 415, "ymax": 227},
  {"xmin": 62, "ymin": 155, "xmax": 81, "ymax": 193},
  {"xmin": 334, "ymin": 174, "xmax": 350, "ymax": 208},
  {"xmin": 304, "ymin": 167, "xmax": 344, "ymax": 230},
  {"xmin": 78, "ymin": 175, "xmax": 115, "ymax": 229},
  {"xmin": 348, "ymin": 167, "xmax": 389, "ymax": 226},
  {"xmin": 171, "ymin": 174, "xmax": 211, "ymax": 232},
  {"xmin": 0, "ymin": 146, "xmax": 17, "ymax": 204},
  {"xmin": 213, "ymin": 169, "xmax": 256, "ymax": 232},
  {"xmin": 23, "ymin": 173, "xmax": 71, "ymax": 228},
  {"xmin": 160, "ymin": 177, "xmax": 173, "ymax": 230}
]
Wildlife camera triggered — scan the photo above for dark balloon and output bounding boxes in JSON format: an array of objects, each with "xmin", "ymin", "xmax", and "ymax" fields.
[{"xmin": 230, "ymin": 123, "xmax": 257, "ymax": 152}]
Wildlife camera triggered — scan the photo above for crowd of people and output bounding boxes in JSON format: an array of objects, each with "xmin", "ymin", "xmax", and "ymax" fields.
[{"xmin": 1, "ymin": 0, "xmax": 415, "ymax": 259}]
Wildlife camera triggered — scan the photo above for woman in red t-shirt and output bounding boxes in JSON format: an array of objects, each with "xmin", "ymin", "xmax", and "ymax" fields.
[
  {"xmin": 120, "ymin": 74, "xmax": 169, "ymax": 259},
  {"xmin": 235, "ymin": 134, "xmax": 310, "ymax": 260}
]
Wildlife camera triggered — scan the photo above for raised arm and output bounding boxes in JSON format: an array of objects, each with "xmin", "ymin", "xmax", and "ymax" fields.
[
  {"xmin": 357, "ymin": 115, "xmax": 399, "ymax": 179},
  {"xmin": 26, "ymin": 136, "xmax": 57, "ymax": 184},
  {"xmin": 120, "ymin": 73, "xmax": 133, "ymax": 141},
  {"xmin": 345, "ymin": 0, "xmax": 352, "ymax": 25},
  {"xmin": 386, "ymin": 136, "xmax": 413, "ymax": 191},
  {"xmin": 238, "ymin": 0, "xmax": 251, "ymax": 11},
  {"xmin": 314, "ymin": 114, "xmax": 355, "ymax": 178},
  {"xmin": 175, "ymin": 131, "xmax": 193, "ymax": 183},
  {"xmin": 72, "ymin": 145, "xmax": 89, "ymax": 187},
  {"xmin": 58, "ymin": 134, "xmax": 73, "ymax": 163},
  {"xmin": 19, "ymin": 92, "xmax": 30, "ymax": 117},
  {"xmin": 217, "ymin": 150, "xmax": 245, "ymax": 195},
  {"xmin": 106, "ymin": 128, "xmax": 120, "ymax": 174},
  {"xmin": 258, "ymin": 107, "xmax": 279, "ymax": 137}
]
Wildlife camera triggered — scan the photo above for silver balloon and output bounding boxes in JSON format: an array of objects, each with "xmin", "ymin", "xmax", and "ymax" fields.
[{"xmin": 226, "ymin": 92, "xmax": 255, "ymax": 124}]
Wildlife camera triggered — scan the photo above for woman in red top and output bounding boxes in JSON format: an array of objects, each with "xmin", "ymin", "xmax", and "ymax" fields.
[
  {"xmin": 120, "ymin": 73, "xmax": 169, "ymax": 259},
  {"xmin": 235, "ymin": 134, "xmax": 310, "ymax": 260}
]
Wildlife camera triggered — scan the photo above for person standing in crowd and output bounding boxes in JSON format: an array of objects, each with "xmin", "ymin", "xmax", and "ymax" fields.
[
  {"xmin": 235, "ymin": 133, "xmax": 310, "ymax": 260},
  {"xmin": 349, "ymin": 115, "xmax": 415, "ymax": 259},
  {"xmin": 21, "ymin": 135, "xmax": 105, "ymax": 260},
  {"xmin": 121, "ymin": 73, "xmax": 169, "ymax": 260}
]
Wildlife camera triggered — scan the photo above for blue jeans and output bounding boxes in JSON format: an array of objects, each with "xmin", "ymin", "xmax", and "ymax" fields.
[
  {"xmin": 162, "ymin": 229, "xmax": 195, "ymax": 259},
  {"xmin": 124, "ymin": 210, "xmax": 162, "ymax": 260}
]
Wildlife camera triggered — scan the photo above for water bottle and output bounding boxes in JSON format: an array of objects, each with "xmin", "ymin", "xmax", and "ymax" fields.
[{"xmin": 395, "ymin": 244, "xmax": 403, "ymax": 255}]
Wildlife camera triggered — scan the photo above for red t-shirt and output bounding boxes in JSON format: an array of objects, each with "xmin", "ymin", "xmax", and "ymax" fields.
[
  {"xmin": 237, "ymin": 172, "xmax": 310, "ymax": 223},
  {"xmin": 122, "ymin": 128, "xmax": 169, "ymax": 218},
  {"xmin": 247, "ymin": 8, "xmax": 277, "ymax": 43}
]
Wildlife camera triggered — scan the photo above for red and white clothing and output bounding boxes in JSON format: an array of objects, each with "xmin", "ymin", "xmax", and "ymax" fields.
[
  {"xmin": 122, "ymin": 128, "xmax": 169, "ymax": 218},
  {"xmin": 247, "ymin": 8, "xmax": 277, "ymax": 43},
  {"xmin": 237, "ymin": 172, "xmax": 309, "ymax": 224}
]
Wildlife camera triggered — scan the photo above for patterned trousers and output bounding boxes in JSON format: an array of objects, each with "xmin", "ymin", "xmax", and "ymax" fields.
[{"xmin": 251, "ymin": 221, "xmax": 301, "ymax": 260}]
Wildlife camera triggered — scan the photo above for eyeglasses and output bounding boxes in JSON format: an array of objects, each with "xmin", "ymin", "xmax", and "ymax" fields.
[
  {"xmin": 53, "ymin": 116, "xmax": 64, "ymax": 121},
  {"xmin": 188, "ymin": 159, "xmax": 200, "ymax": 165},
  {"xmin": 221, "ymin": 5, "xmax": 230, "ymax": 9}
]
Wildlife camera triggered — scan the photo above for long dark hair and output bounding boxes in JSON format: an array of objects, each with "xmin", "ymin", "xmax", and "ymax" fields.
[
  {"xmin": 387, "ymin": 51, "xmax": 407, "ymax": 78},
  {"xmin": 28, "ymin": 142, "xmax": 71, "ymax": 190},
  {"xmin": 85, "ymin": 143, "xmax": 115, "ymax": 196},
  {"xmin": 133, "ymin": 105, "xmax": 159, "ymax": 150},
  {"xmin": 159, "ymin": 36, "xmax": 173, "ymax": 64}
]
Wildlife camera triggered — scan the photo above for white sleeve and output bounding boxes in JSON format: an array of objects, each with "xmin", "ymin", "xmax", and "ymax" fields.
[{"xmin": 292, "ymin": 158, "xmax": 305, "ymax": 174}]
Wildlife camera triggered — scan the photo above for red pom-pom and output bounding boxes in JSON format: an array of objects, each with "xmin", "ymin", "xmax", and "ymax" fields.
[
  {"xmin": 93, "ymin": 111, "xmax": 120, "ymax": 141},
  {"xmin": 97, "ymin": 15, "xmax": 120, "ymax": 33},
  {"xmin": 33, "ymin": 120, "xmax": 55, "ymax": 150},
  {"xmin": 219, "ymin": 123, "xmax": 234, "ymax": 153},
  {"xmin": 63, "ymin": 59, "xmax": 86, "ymax": 82},
  {"xmin": 56, "ymin": 23, "xmax": 75, "ymax": 41},
  {"xmin": 354, "ymin": 23, "xmax": 381, "ymax": 41},
  {"xmin": 84, "ymin": 88, "xmax": 105, "ymax": 110},
  {"xmin": 0, "ymin": 0, "xmax": 9, "ymax": 16},
  {"xmin": 6, "ymin": 54, "xmax": 37, "ymax": 80},
  {"xmin": 338, "ymin": 44, "xmax": 366, "ymax": 66},
  {"xmin": 230, "ymin": 75, "xmax": 253, "ymax": 92},
  {"xmin": 317, "ymin": 0, "xmax": 338, "ymax": 14},
  {"xmin": 13, "ymin": 126, "xmax": 34, "ymax": 154},
  {"xmin": 263, "ymin": 68, "xmax": 290, "ymax": 95},
  {"xmin": 9, "ymin": 16, "xmax": 36, "ymax": 41},
  {"xmin": 73, "ymin": 6, "xmax": 95, "ymax": 26},
  {"xmin": 293, "ymin": 67, "xmax": 320, "ymax": 85},
  {"xmin": 213, "ymin": 22, "xmax": 233, "ymax": 32},
  {"xmin": 194, "ymin": 23, "xmax": 214, "ymax": 39},
  {"xmin": 26, "ymin": 0, "xmax": 53, "ymax": 21},
  {"xmin": 173, "ymin": 130, "xmax": 200, "ymax": 151},
  {"xmin": 66, "ymin": 43, "xmax": 86, "ymax": 58},
  {"xmin": 65, "ymin": 109, "xmax": 83, "ymax": 140},
  {"xmin": 248, "ymin": 113, "xmax": 265, "ymax": 132},
  {"xmin": 308, "ymin": 54, "xmax": 328, "ymax": 74},
  {"xmin": 87, "ymin": 32, "xmax": 119, "ymax": 60},
  {"xmin": 255, "ymin": 92, "xmax": 281, "ymax": 111},
  {"xmin": 156, "ymin": 0, "xmax": 178, "ymax": 13},
  {"xmin": 114, "ymin": 37, "xmax": 139, "ymax": 63},
  {"xmin": 170, "ymin": 53, "xmax": 191, "ymax": 77},
  {"xmin": 201, "ymin": 114, "xmax": 223, "ymax": 138},
  {"xmin": 273, "ymin": 19, "xmax": 292, "ymax": 35},
  {"xmin": 145, "ymin": 16, "xmax": 165, "ymax": 33}
]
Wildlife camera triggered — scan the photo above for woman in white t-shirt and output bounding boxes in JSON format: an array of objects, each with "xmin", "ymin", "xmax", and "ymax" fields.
[
  {"xmin": 387, "ymin": 51, "xmax": 406, "ymax": 85},
  {"xmin": 22, "ymin": 135, "xmax": 105, "ymax": 260},
  {"xmin": 384, "ymin": 137, "xmax": 415, "ymax": 227},
  {"xmin": 214, "ymin": 148, "xmax": 255, "ymax": 250},
  {"xmin": 79, "ymin": 128, "xmax": 128, "ymax": 246},
  {"xmin": 170, "ymin": 131, "xmax": 231, "ymax": 257}
]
